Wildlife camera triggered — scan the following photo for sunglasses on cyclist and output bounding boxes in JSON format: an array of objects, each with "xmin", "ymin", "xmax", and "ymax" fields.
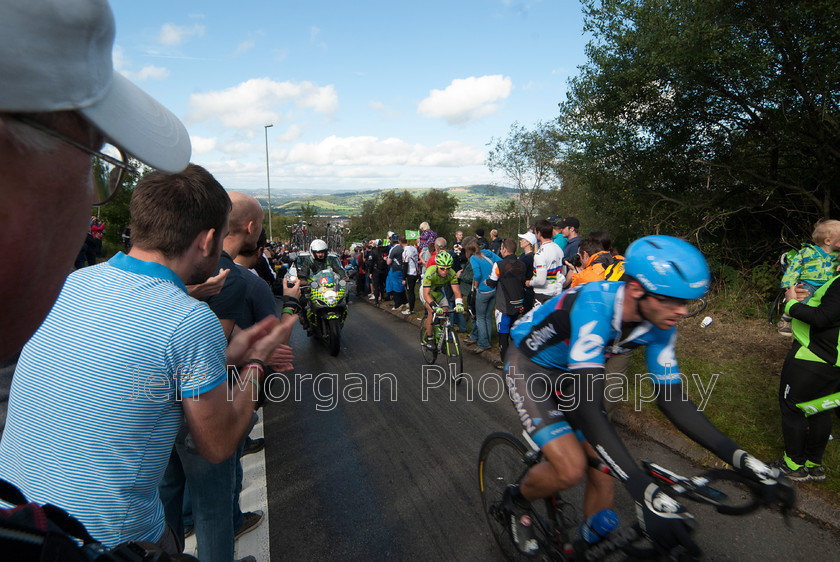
[
  {"xmin": 645, "ymin": 292, "xmax": 688, "ymax": 310},
  {"xmin": 13, "ymin": 114, "xmax": 137, "ymax": 206}
]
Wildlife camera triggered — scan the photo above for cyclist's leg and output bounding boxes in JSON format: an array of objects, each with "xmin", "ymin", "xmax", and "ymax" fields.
[
  {"xmin": 581, "ymin": 440, "xmax": 615, "ymax": 518},
  {"xmin": 420, "ymin": 288, "xmax": 436, "ymax": 337},
  {"xmin": 506, "ymin": 347, "xmax": 588, "ymax": 501}
]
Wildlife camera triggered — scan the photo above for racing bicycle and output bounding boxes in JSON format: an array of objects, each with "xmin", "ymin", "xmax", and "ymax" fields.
[
  {"xmin": 420, "ymin": 305, "xmax": 463, "ymax": 384},
  {"xmin": 477, "ymin": 431, "xmax": 792, "ymax": 560}
]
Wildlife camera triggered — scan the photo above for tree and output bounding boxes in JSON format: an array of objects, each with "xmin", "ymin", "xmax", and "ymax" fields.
[
  {"xmin": 558, "ymin": 0, "xmax": 840, "ymax": 266},
  {"xmin": 347, "ymin": 189, "xmax": 459, "ymax": 242},
  {"xmin": 95, "ymin": 158, "xmax": 148, "ymax": 256},
  {"xmin": 486, "ymin": 121, "xmax": 563, "ymax": 229}
]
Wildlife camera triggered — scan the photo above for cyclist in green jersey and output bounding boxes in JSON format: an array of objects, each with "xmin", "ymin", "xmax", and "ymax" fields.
[{"xmin": 421, "ymin": 252, "xmax": 465, "ymax": 344}]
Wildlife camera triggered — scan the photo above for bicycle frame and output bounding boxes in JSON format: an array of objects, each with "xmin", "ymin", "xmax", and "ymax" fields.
[{"xmin": 478, "ymin": 430, "xmax": 778, "ymax": 560}]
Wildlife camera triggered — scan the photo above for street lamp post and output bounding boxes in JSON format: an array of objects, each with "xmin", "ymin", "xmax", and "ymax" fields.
[{"xmin": 264, "ymin": 124, "xmax": 274, "ymax": 242}]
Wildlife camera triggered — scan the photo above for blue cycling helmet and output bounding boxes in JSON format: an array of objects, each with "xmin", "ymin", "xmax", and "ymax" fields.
[{"xmin": 623, "ymin": 235, "xmax": 710, "ymax": 299}]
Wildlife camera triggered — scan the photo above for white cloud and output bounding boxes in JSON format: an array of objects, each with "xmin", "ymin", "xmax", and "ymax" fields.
[
  {"xmin": 285, "ymin": 136, "xmax": 485, "ymax": 167},
  {"xmin": 191, "ymin": 136, "xmax": 217, "ymax": 155},
  {"xmin": 113, "ymin": 45, "xmax": 128, "ymax": 72},
  {"xmin": 235, "ymin": 40, "xmax": 255, "ymax": 56},
  {"xmin": 277, "ymin": 124, "xmax": 304, "ymax": 143},
  {"xmin": 113, "ymin": 46, "xmax": 169, "ymax": 82},
  {"xmin": 187, "ymin": 78, "xmax": 338, "ymax": 130},
  {"xmin": 369, "ymin": 100, "xmax": 401, "ymax": 120},
  {"xmin": 159, "ymin": 23, "xmax": 206, "ymax": 46},
  {"xmin": 130, "ymin": 65, "xmax": 170, "ymax": 82},
  {"xmin": 417, "ymin": 75, "xmax": 513, "ymax": 124}
]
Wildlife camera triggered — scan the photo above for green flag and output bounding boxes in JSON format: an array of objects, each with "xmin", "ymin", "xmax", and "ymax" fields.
[{"xmin": 405, "ymin": 230, "xmax": 419, "ymax": 240}]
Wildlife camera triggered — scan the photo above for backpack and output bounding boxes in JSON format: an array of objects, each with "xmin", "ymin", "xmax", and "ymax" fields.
[
  {"xmin": 603, "ymin": 259, "xmax": 625, "ymax": 281},
  {"xmin": 495, "ymin": 256, "xmax": 527, "ymax": 315},
  {"xmin": 0, "ymin": 478, "xmax": 98, "ymax": 562}
]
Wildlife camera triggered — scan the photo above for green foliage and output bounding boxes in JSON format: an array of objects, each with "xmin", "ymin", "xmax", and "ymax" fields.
[
  {"xmin": 93, "ymin": 158, "xmax": 147, "ymax": 256},
  {"xmin": 348, "ymin": 189, "xmax": 459, "ymax": 242},
  {"xmin": 557, "ymin": 0, "xmax": 840, "ymax": 267},
  {"xmin": 487, "ymin": 121, "xmax": 563, "ymax": 229}
]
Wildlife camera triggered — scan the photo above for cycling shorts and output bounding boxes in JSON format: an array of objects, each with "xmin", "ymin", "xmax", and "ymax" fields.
[{"xmin": 506, "ymin": 346, "xmax": 584, "ymax": 450}]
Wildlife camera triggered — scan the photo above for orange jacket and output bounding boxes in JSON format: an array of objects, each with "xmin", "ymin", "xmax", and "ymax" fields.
[{"xmin": 570, "ymin": 250, "xmax": 615, "ymax": 288}]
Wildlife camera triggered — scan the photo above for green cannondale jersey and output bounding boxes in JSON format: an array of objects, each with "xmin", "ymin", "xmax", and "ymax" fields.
[{"xmin": 422, "ymin": 265, "xmax": 458, "ymax": 290}]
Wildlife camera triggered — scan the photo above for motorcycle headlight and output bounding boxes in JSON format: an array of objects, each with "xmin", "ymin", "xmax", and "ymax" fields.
[{"xmin": 323, "ymin": 289, "xmax": 337, "ymax": 304}]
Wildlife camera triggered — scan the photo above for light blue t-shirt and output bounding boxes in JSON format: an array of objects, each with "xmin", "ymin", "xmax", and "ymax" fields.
[
  {"xmin": 471, "ymin": 249, "xmax": 503, "ymax": 293},
  {"xmin": 0, "ymin": 253, "xmax": 228, "ymax": 546}
]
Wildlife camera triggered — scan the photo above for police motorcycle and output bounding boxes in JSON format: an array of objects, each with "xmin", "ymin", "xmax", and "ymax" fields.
[{"xmin": 290, "ymin": 240, "xmax": 349, "ymax": 356}]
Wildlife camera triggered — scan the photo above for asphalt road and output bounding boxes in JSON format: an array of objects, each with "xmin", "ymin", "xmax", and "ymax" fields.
[{"xmin": 263, "ymin": 296, "xmax": 840, "ymax": 561}]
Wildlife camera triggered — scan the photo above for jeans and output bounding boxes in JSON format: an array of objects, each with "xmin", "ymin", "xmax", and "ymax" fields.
[
  {"xmin": 159, "ymin": 424, "xmax": 237, "ymax": 562},
  {"xmin": 472, "ymin": 290, "xmax": 496, "ymax": 350}
]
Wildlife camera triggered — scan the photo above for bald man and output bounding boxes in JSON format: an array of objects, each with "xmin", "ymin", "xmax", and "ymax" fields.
[{"xmin": 201, "ymin": 192, "xmax": 266, "ymax": 338}]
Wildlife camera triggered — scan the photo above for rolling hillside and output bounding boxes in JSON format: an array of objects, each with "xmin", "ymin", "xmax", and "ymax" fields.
[{"xmin": 249, "ymin": 185, "xmax": 517, "ymax": 217}]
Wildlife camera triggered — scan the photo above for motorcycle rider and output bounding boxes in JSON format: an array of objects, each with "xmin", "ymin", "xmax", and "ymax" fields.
[
  {"xmin": 298, "ymin": 239, "xmax": 348, "ymax": 282},
  {"xmin": 298, "ymin": 239, "xmax": 348, "ymax": 334}
]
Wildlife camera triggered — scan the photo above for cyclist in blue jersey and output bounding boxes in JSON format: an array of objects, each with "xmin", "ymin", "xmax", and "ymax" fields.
[
  {"xmin": 503, "ymin": 235, "xmax": 794, "ymax": 557},
  {"xmin": 421, "ymin": 252, "xmax": 465, "ymax": 345}
]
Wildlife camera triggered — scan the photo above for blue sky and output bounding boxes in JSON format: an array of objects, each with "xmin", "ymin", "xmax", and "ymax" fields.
[{"xmin": 111, "ymin": 0, "xmax": 590, "ymax": 193}]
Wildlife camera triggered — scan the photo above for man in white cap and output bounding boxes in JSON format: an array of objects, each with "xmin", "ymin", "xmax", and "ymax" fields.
[{"xmin": 0, "ymin": 0, "xmax": 191, "ymax": 361}]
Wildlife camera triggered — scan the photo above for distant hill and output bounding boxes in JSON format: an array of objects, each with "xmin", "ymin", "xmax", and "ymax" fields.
[{"xmin": 246, "ymin": 184, "xmax": 517, "ymax": 218}]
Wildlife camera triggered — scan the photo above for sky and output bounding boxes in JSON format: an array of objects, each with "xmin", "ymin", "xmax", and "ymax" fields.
[{"xmin": 111, "ymin": 0, "xmax": 591, "ymax": 194}]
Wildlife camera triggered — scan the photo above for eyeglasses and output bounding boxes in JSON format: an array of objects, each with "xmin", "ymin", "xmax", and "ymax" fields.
[
  {"xmin": 14, "ymin": 115, "xmax": 137, "ymax": 206},
  {"xmin": 436, "ymin": 266, "xmax": 451, "ymax": 272},
  {"xmin": 645, "ymin": 292, "xmax": 688, "ymax": 310}
]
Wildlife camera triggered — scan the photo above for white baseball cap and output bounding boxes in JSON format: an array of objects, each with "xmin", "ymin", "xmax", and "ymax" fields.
[
  {"xmin": 0, "ymin": 0, "xmax": 190, "ymax": 173},
  {"xmin": 518, "ymin": 232, "xmax": 537, "ymax": 246}
]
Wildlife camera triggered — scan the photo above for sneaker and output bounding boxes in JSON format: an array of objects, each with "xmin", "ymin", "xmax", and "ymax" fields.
[
  {"xmin": 391, "ymin": 306, "xmax": 399, "ymax": 310},
  {"xmin": 235, "ymin": 510, "xmax": 264, "ymax": 540},
  {"xmin": 807, "ymin": 464, "xmax": 826, "ymax": 482},
  {"xmin": 368, "ymin": 294, "xmax": 375, "ymax": 300},
  {"xmin": 184, "ymin": 525, "xmax": 194, "ymax": 539},
  {"xmin": 424, "ymin": 336, "xmax": 436, "ymax": 349},
  {"xmin": 769, "ymin": 457, "xmax": 809, "ymax": 482},
  {"xmin": 493, "ymin": 360, "xmax": 505, "ymax": 370},
  {"xmin": 462, "ymin": 337, "xmax": 478, "ymax": 345},
  {"xmin": 472, "ymin": 347, "xmax": 488, "ymax": 355},
  {"xmin": 777, "ymin": 319, "xmax": 793, "ymax": 336},
  {"xmin": 401, "ymin": 309, "xmax": 413, "ymax": 315},
  {"xmin": 242, "ymin": 437, "xmax": 265, "ymax": 456},
  {"xmin": 503, "ymin": 486, "xmax": 539, "ymax": 556}
]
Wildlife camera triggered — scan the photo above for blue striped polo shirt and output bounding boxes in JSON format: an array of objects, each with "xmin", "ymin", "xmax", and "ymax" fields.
[{"xmin": 0, "ymin": 252, "xmax": 228, "ymax": 546}]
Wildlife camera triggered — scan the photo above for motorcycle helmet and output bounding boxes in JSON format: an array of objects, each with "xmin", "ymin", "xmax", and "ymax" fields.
[
  {"xmin": 623, "ymin": 235, "xmax": 710, "ymax": 299},
  {"xmin": 310, "ymin": 239, "xmax": 328, "ymax": 255}
]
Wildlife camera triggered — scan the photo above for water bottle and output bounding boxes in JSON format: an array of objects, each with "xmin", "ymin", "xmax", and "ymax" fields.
[
  {"xmin": 579, "ymin": 508, "xmax": 619, "ymax": 544},
  {"xmin": 434, "ymin": 325, "xmax": 442, "ymax": 340}
]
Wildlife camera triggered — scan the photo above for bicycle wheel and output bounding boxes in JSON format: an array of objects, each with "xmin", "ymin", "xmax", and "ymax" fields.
[
  {"xmin": 443, "ymin": 329, "xmax": 463, "ymax": 384},
  {"xmin": 478, "ymin": 433, "xmax": 563, "ymax": 561},
  {"xmin": 420, "ymin": 325, "xmax": 438, "ymax": 364}
]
